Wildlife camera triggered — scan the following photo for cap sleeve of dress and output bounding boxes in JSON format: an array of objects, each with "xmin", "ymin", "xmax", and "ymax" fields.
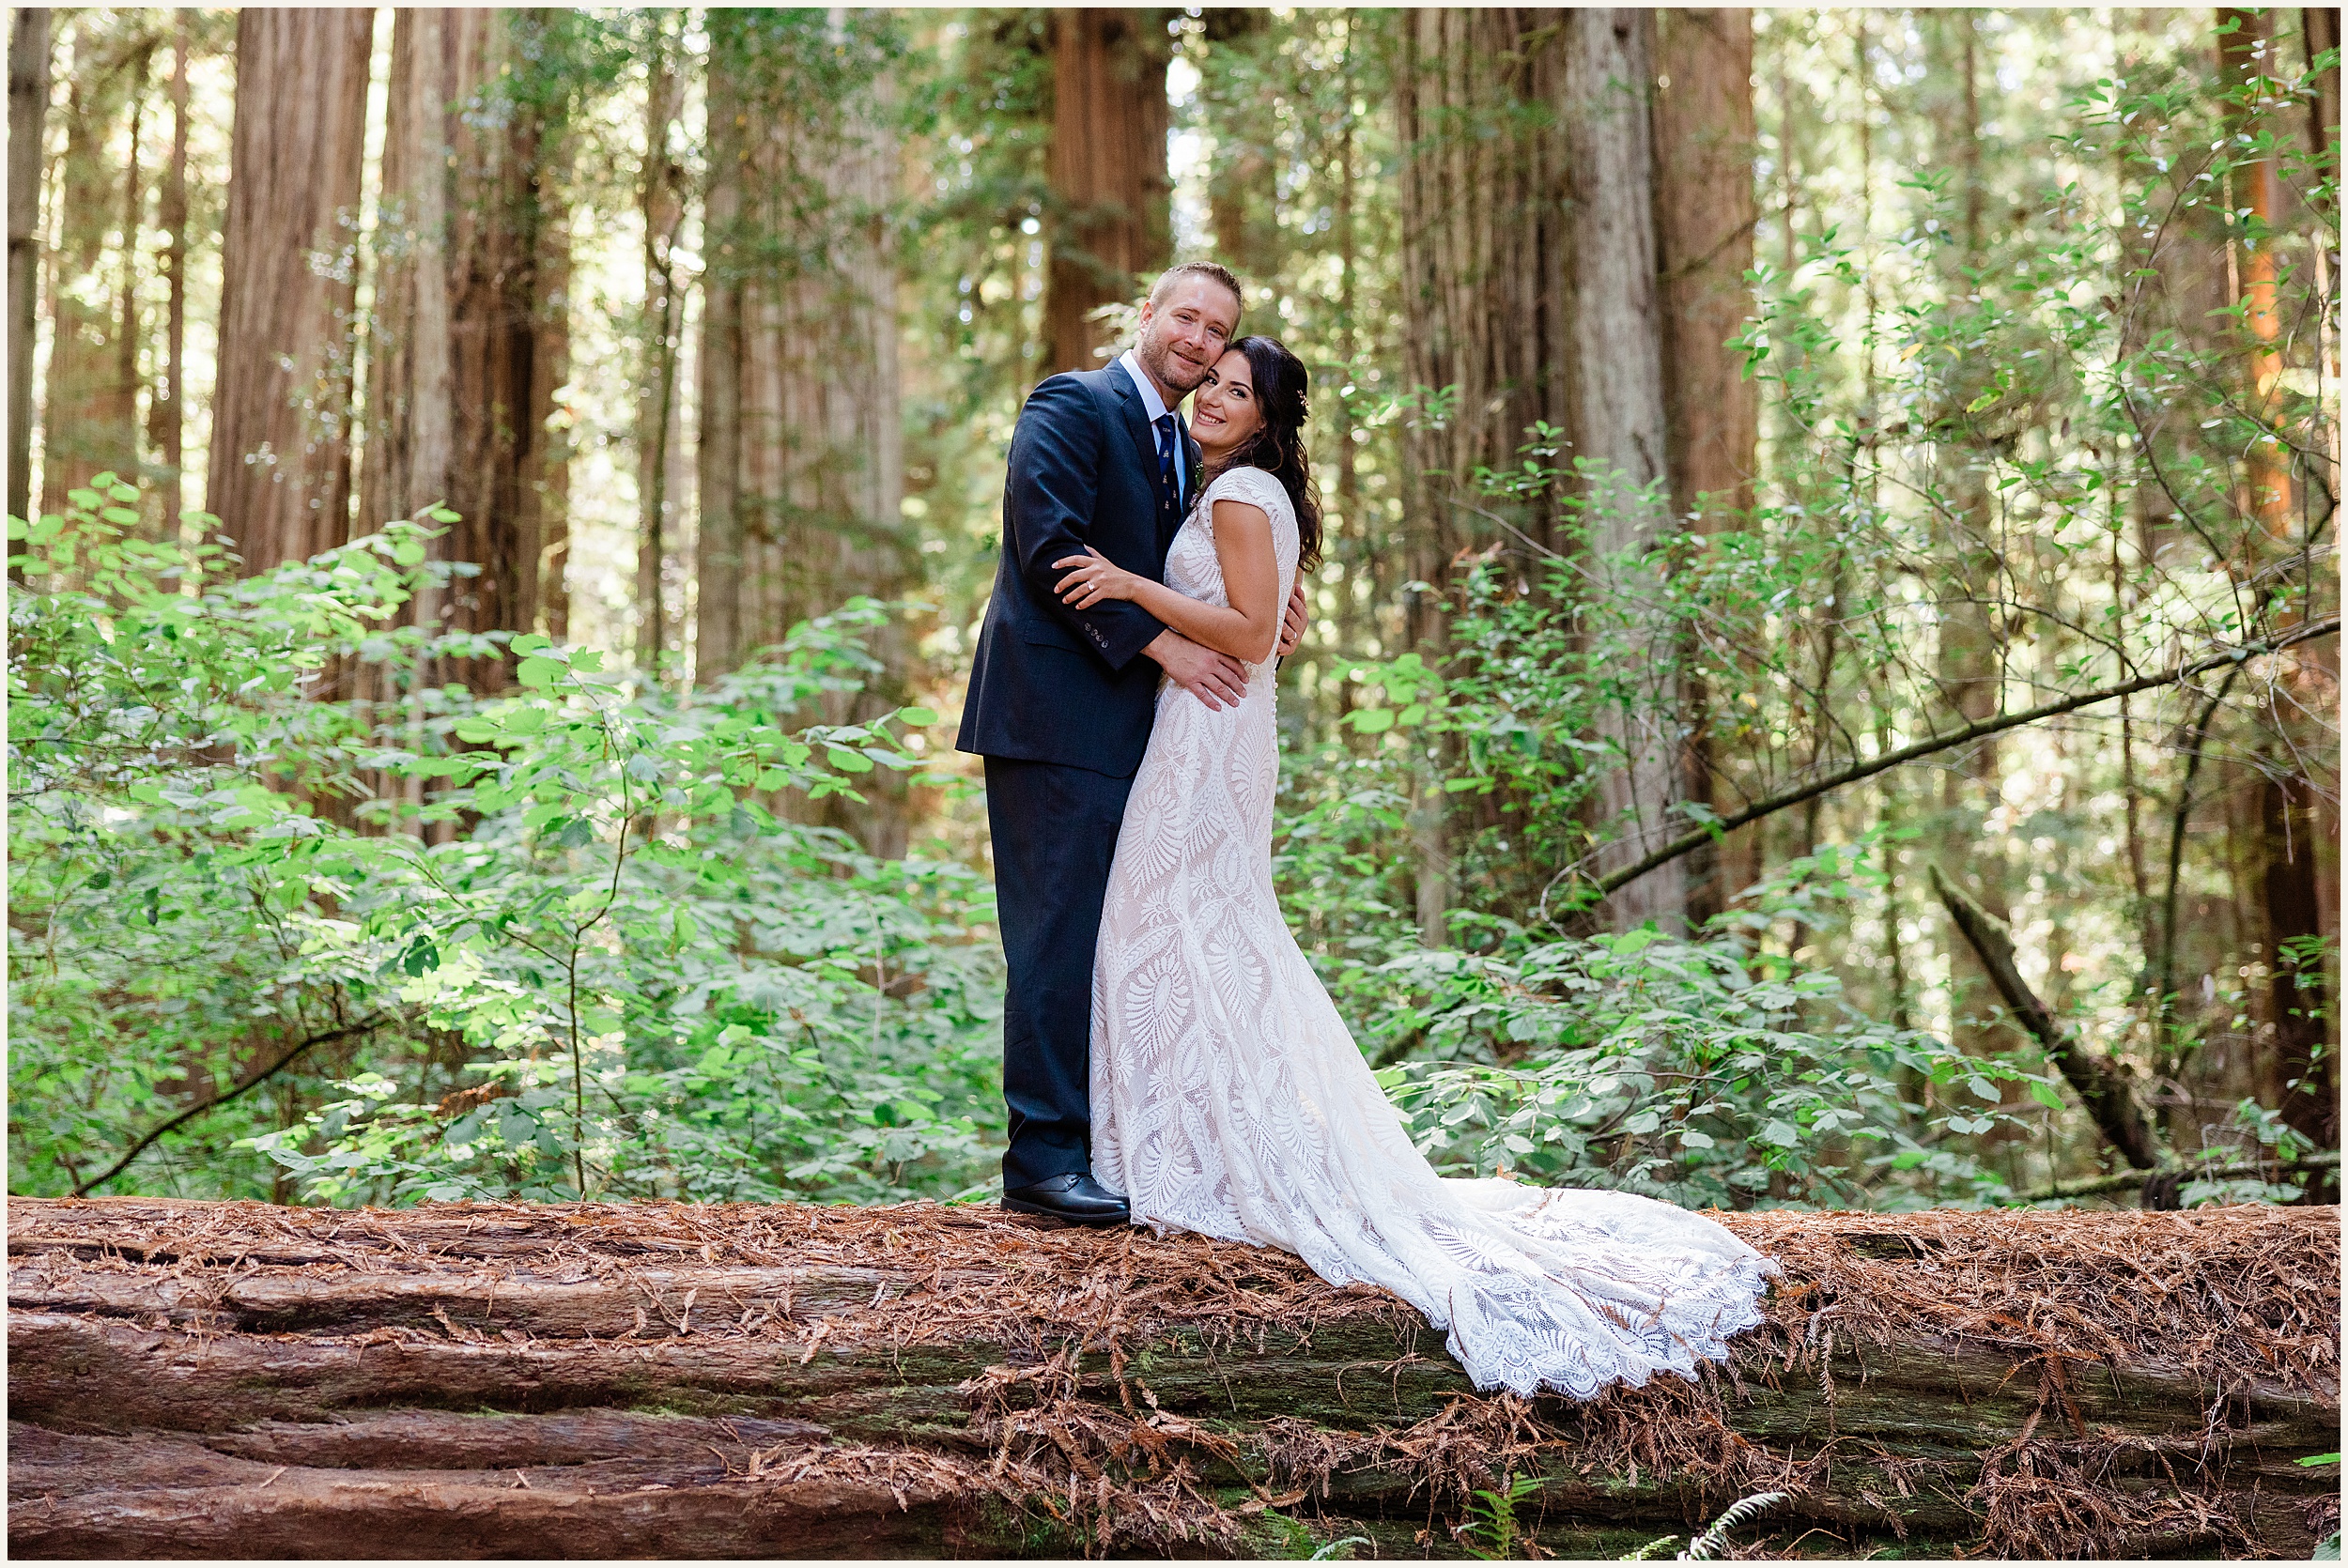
[{"xmin": 1201, "ymin": 468, "xmax": 1282, "ymax": 533}]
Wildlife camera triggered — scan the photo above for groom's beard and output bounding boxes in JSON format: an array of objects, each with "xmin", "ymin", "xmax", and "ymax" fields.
[{"xmin": 1139, "ymin": 339, "xmax": 1210, "ymax": 398}]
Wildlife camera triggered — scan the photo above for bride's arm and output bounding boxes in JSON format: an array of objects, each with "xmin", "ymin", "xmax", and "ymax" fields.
[{"xmin": 1053, "ymin": 500, "xmax": 1282, "ymax": 664}]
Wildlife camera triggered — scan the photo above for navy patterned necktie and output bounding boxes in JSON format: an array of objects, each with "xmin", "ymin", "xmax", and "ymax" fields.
[{"xmin": 1154, "ymin": 413, "xmax": 1179, "ymax": 501}]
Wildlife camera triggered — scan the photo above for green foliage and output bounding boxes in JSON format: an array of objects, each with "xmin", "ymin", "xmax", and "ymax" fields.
[
  {"xmin": 1368, "ymin": 915, "xmax": 2059, "ymax": 1210},
  {"xmin": 12, "ymin": 15, "xmax": 2336, "ymax": 1218},
  {"xmin": 1461, "ymin": 1470, "xmax": 1542, "ymax": 1560},
  {"xmin": 9, "ymin": 486, "xmax": 1001, "ymax": 1205},
  {"xmin": 1269, "ymin": 14, "xmax": 2336, "ymax": 1210},
  {"xmin": 1684, "ymin": 1490, "xmax": 1790, "ymax": 1561}
]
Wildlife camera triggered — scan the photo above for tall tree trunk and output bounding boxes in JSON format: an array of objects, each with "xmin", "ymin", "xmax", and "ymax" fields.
[
  {"xmin": 2257, "ymin": 765, "xmax": 2336, "ymax": 1161},
  {"xmin": 442, "ymin": 8, "xmax": 564, "ymax": 673},
  {"xmin": 695, "ymin": 36, "xmax": 745, "ymax": 688},
  {"xmin": 146, "ymin": 20, "xmax": 190, "ymax": 530},
  {"xmin": 526, "ymin": 127, "xmax": 572, "ymax": 648},
  {"xmin": 1929, "ymin": 10, "xmax": 2013, "ymax": 1062},
  {"xmin": 1653, "ymin": 10, "xmax": 1755, "ymax": 535},
  {"xmin": 1653, "ymin": 8, "xmax": 1757, "ymax": 926},
  {"xmin": 8, "ymin": 6, "xmax": 51, "ymax": 528},
  {"xmin": 1041, "ymin": 8, "xmax": 1170, "ymax": 377},
  {"xmin": 697, "ymin": 13, "xmax": 911, "ymax": 855},
  {"xmin": 358, "ymin": 3, "xmax": 465, "ymax": 776},
  {"xmin": 1566, "ymin": 8, "xmax": 1683, "ymax": 933},
  {"xmin": 2307, "ymin": 8, "xmax": 2340, "ymax": 192},
  {"xmin": 207, "ymin": 8, "xmax": 373, "ymax": 574},
  {"xmin": 360, "ymin": 9, "xmax": 566, "ymax": 687},
  {"xmin": 43, "ymin": 23, "xmax": 145, "ymax": 514},
  {"xmin": 2223, "ymin": 13, "xmax": 2333, "ymax": 1158},
  {"xmin": 1395, "ymin": 8, "xmax": 1571, "ymax": 945},
  {"xmin": 115, "ymin": 41, "xmax": 148, "ymax": 494},
  {"xmin": 2217, "ymin": 8, "xmax": 2294, "ymax": 545},
  {"xmin": 1325, "ymin": 12, "xmax": 1364, "ymax": 722},
  {"xmin": 362, "ymin": 7, "xmax": 460, "ymax": 538},
  {"xmin": 637, "ymin": 21, "xmax": 687, "ymax": 682}
]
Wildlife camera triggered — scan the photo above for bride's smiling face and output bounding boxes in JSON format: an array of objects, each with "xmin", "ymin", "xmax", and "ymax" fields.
[{"xmin": 1190, "ymin": 350, "xmax": 1261, "ymax": 460}]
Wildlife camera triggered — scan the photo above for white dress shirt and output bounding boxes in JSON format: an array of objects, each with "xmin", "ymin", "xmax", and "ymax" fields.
[{"xmin": 1117, "ymin": 349, "xmax": 1186, "ymax": 508}]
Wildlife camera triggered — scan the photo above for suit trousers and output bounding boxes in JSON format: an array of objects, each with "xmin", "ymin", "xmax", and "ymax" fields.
[{"xmin": 983, "ymin": 755, "xmax": 1136, "ymax": 1190}]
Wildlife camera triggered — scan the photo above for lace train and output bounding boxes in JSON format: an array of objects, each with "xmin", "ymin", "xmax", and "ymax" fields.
[{"xmin": 1089, "ymin": 467, "xmax": 1775, "ymax": 1398}]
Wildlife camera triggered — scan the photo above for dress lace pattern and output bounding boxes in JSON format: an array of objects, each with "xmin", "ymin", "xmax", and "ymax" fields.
[{"xmin": 1089, "ymin": 467, "xmax": 1777, "ymax": 1399}]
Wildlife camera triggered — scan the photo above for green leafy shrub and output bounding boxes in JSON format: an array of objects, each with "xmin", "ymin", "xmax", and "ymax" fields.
[{"xmin": 9, "ymin": 483, "xmax": 1002, "ymax": 1205}]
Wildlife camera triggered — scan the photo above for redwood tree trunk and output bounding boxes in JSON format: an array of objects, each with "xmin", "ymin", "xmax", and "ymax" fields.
[
  {"xmin": 361, "ymin": 9, "xmax": 567, "ymax": 684},
  {"xmin": 360, "ymin": 8, "xmax": 465, "ymax": 540},
  {"xmin": 146, "ymin": 20, "xmax": 191, "ymax": 530},
  {"xmin": 1653, "ymin": 9, "xmax": 1756, "ymax": 534},
  {"xmin": 637, "ymin": 21, "xmax": 687, "ymax": 681},
  {"xmin": 1931, "ymin": 10, "xmax": 2014, "ymax": 1064},
  {"xmin": 2217, "ymin": 8, "xmax": 2293, "ymax": 539},
  {"xmin": 42, "ymin": 22, "xmax": 146, "ymax": 514},
  {"xmin": 207, "ymin": 8, "xmax": 374, "ymax": 574},
  {"xmin": 2308, "ymin": 8, "xmax": 2340, "ymax": 191},
  {"xmin": 1652, "ymin": 8, "xmax": 1757, "ymax": 924},
  {"xmin": 1041, "ymin": 8, "xmax": 1170, "ymax": 377},
  {"xmin": 696, "ymin": 12, "xmax": 910, "ymax": 854},
  {"xmin": 441, "ymin": 9, "xmax": 564, "ymax": 667},
  {"xmin": 2260, "ymin": 766, "xmax": 2337, "ymax": 1161},
  {"xmin": 7, "ymin": 6, "xmax": 50, "ymax": 527},
  {"xmin": 1394, "ymin": 8, "xmax": 1572, "ymax": 945},
  {"xmin": 1567, "ymin": 8, "xmax": 1685, "ymax": 933},
  {"xmin": 8, "ymin": 1199, "xmax": 2337, "ymax": 1561}
]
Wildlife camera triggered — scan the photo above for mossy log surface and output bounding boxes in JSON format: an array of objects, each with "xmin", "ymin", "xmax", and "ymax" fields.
[{"xmin": 7, "ymin": 1196, "xmax": 2338, "ymax": 1560}]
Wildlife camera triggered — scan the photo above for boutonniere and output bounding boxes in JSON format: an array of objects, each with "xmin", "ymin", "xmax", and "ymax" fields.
[{"xmin": 1185, "ymin": 452, "xmax": 1205, "ymax": 500}]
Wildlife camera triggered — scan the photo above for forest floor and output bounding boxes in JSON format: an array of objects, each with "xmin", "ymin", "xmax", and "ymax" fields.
[{"xmin": 8, "ymin": 1197, "xmax": 2340, "ymax": 1560}]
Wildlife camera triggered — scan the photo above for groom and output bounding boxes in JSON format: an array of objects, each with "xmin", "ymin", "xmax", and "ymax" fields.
[{"xmin": 956, "ymin": 262, "xmax": 1306, "ymax": 1224}]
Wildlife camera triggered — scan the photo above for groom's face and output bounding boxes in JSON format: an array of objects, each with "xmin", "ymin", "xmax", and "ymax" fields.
[{"xmin": 1135, "ymin": 277, "xmax": 1242, "ymax": 398}]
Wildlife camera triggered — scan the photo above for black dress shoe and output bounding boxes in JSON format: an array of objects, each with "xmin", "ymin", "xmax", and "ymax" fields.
[{"xmin": 1002, "ymin": 1172, "xmax": 1131, "ymax": 1226}]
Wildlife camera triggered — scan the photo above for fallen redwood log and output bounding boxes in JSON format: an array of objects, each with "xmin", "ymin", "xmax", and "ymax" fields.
[{"xmin": 8, "ymin": 1197, "xmax": 2338, "ymax": 1559}]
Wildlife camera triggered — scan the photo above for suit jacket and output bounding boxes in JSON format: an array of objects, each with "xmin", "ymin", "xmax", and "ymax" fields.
[{"xmin": 956, "ymin": 361, "xmax": 1201, "ymax": 777}]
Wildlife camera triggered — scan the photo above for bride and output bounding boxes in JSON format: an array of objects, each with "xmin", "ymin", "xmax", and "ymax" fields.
[{"xmin": 1048, "ymin": 336, "xmax": 1776, "ymax": 1400}]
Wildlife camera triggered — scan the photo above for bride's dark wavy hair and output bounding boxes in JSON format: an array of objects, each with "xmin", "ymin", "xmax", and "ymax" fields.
[{"xmin": 1215, "ymin": 335, "xmax": 1324, "ymax": 572}]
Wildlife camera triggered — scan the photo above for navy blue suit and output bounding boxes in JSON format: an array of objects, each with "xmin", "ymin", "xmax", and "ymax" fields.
[{"xmin": 957, "ymin": 363, "xmax": 1197, "ymax": 1189}]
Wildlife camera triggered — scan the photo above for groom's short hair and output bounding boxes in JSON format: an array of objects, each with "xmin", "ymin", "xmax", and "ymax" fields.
[{"xmin": 1148, "ymin": 261, "xmax": 1244, "ymax": 315}]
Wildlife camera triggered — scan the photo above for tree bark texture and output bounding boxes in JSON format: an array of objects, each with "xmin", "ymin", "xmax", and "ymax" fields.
[
  {"xmin": 696, "ymin": 13, "xmax": 911, "ymax": 854},
  {"xmin": 1395, "ymin": 8, "xmax": 1571, "ymax": 588},
  {"xmin": 2258, "ymin": 766, "xmax": 2338, "ymax": 1157},
  {"xmin": 7, "ymin": 1199, "xmax": 2334, "ymax": 1560},
  {"xmin": 1041, "ymin": 8, "xmax": 1170, "ymax": 377},
  {"xmin": 1393, "ymin": 8, "xmax": 1571, "ymax": 946},
  {"xmin": 1651, "ymin": 8, "xmax": 1758, "ymax": 926},
  {"xmin": 1566, "ymin": 8, "xmax": 1687, "ymax": 933},
  {"xmin": 636, "ymin": 23, "xmax": 687, "ymax": 681},
  {"xmin": 2309, "ymin": 8, "xmax": 2341, "ymax": 190},
  {"xmin": 145, "ymin": 20, "xmax": 190, "ymax": 530},
  {"xmin": 361, "ymin": 8, "xmax": 569, "ymax": 685},
  {"xmin": 40, "ymin": 18, "xmax": 147, "ymax": 516},
  {"xmin": 2217, "ymin": 8, "xmax": 2294, "ymax": 539},
  {"xmin": 8, "ymin": 5, "xmax": 51, "ymax": 527},
  {"xmin": 1651, "ymin": 10, "xmax": 1756, "ymax": 533},
  {"xmin": 1928, "ymin": 10, "xmax": 2016, "ymax": 1067},
  {"xmin": 207, "ymin": 7, "xmax": 373, "ymax": 575}
]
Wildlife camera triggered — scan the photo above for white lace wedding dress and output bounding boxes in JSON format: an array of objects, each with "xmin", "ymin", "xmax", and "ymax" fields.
[{"xmin": 1089, "ymin": 466, "xmax": 1776, "ymax": 1399}]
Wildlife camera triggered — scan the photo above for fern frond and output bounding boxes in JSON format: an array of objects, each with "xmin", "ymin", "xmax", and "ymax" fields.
[{"xmin": 1682, "ymin": 1490, "xmax": 1789, "ymax": 1561}]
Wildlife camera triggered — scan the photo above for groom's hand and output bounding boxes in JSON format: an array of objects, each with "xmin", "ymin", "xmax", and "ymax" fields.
[
  {"xmin": 1145, "ymin": 631, "xmax": 1248, "ymax": 711},
  {"xmin": 1276, "ymin": 580, "xmax": 1309, "ymax": 657}
]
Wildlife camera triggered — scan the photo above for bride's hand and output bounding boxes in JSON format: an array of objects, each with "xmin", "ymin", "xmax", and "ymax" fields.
[{"xmin": 1052, "ymin": 546, "xmax": 1143, "ymax": 608}]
